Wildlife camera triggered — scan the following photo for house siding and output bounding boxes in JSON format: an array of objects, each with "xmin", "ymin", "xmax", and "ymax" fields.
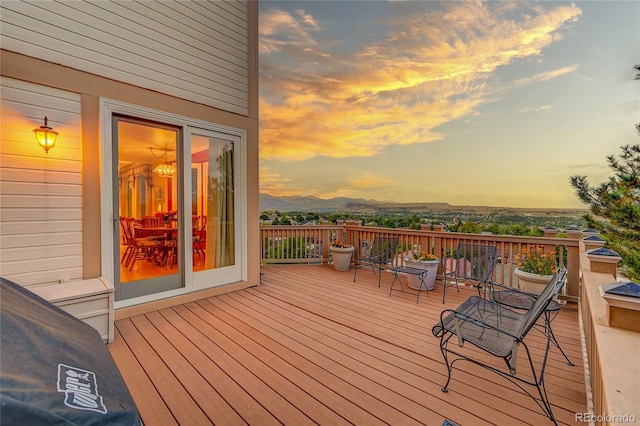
[
  {"xmin": 0, "ymin": 0, "xmax": 248, "ymax": 115},
  {"xmin": 0, "ymin": 0, "xmax": 259, "ymax": 306},
  {"xmin": 0, "ymin": 77, "xmax": 83, "ymax": 287}
]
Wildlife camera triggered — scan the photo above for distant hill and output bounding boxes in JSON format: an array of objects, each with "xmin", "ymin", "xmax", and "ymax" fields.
[
  {"xmin": 259, "ymin": 194, "xmax": 586, "ymax": 217},
  {"xmin": 259, "ymin": 194, "xmax": 385, "ymax": 212},
  {"xmin": 259, "ymin": 194, "xmax": 455, "ymax": 213}
]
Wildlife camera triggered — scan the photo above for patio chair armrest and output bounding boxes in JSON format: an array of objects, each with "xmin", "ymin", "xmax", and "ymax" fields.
[
  {"xmin": 432, "ymin": 308, "xmax": 458, "ymax": 337},
  {"xmin": 489, "ymin": 280, "xmax": 511, "ymax": 291},
  {"xmin": 490, "ymin": 285, "xmax": 539, "ymax": 310},
  {"xmin": 491, "ymin": 281, "xmax": 537, "ymax": 298}
]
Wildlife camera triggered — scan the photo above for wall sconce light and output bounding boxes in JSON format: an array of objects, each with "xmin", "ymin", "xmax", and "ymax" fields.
[{"xmin": 33, "ymin": 116, "xmax": 58, "ymax": 153}]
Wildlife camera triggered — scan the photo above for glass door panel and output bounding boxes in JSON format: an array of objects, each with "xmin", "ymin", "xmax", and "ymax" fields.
[
  {"xmin": 190, "ymin": 131, "xmax": 241, "ymax": 285},
  {"xmin": 113, "ymin": 116, "xmax": 184, "ymax": 301}
]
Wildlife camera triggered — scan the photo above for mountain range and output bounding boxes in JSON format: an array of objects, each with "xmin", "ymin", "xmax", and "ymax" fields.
[{"xmin": 259, "ymin": 194, "xmax": 584, "ymax": 216}]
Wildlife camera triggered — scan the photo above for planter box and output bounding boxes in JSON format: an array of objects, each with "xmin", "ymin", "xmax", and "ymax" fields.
[
  {"xmin": 404, "ymin": 259, "xmax": 439, "ymax": 290},
  {"xmin": 329, "ymin": 246, "xmax": 354, "ymax": 272},
  {"xmin": 514, "ymin": 267, "xmax": 553, "ymax": 295}
]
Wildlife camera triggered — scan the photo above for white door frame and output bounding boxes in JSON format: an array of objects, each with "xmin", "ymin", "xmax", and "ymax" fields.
[
  {"xmin": 99, "ymin": 98, "xmax": 247, "ymax": 309},
  {"xmin": 187, "ymin": 127, "xmax": 245, "ymax": 289}
]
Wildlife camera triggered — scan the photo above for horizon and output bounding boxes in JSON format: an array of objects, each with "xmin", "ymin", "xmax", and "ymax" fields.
[
  {"xmin": 258, "ymin": 1, "xmax": 639, "ymax": 209},
  {"xmin": 259, "ymin": 193, "xmax": 588, "ymax": 212}
]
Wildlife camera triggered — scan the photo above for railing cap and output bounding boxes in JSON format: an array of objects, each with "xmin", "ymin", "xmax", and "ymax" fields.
[
  {"xmin": 583, "ymin": 235, "xmax": 605, "ymax": 242},
  {"xmin": 601, "ymin": 281, "xmax": 640, "ymax": 298},
  {"xmin": 588, "ymin": 248, "xmax": 620, "ymax": 257},
  {"xmin": 586, "ymin": 248, "xmax": 622, "ymax": 266}
]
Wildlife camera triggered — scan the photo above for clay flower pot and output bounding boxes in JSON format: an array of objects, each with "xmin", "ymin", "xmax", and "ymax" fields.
[
  {"xmin": 404, "ymin": 258, "xmax": 440, "ymax": 290},
  {"xmin": 514, "ymin": 267, "xmax": 554, "ymax": 294},
  {"xmin": 329, "ymin": 245, "xmax": 354, "ymax": 271}
]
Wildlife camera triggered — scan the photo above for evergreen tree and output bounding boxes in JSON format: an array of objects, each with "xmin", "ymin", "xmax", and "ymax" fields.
[
  {"xmin": 458, "ymin": 221, "xmax": 482, "ymax": 234},
  {"xmin": 570, "ymin": 144, "xmax": 640, "ymax": 280}
]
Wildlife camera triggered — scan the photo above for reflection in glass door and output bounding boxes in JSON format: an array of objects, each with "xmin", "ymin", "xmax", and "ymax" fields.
[
  {"xmin": 190, "ymin": 131, "xmax": 240, "ymax": 285},
  {"xmin": 113, "ymin": 116, "xmax": 184, "ymax": 301}
]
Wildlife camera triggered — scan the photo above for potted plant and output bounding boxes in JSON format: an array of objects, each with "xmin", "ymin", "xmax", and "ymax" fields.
[
  {"xmin": 329, "ymin": 240, "xmax": 354, "ymax": 272},
  {"xmin": 514, "ymin": 247, "xmax": 557, "ymax": 294},
  {"xmin": 404, "ymin": 251, "xmax": 440, "ymax": 290}
]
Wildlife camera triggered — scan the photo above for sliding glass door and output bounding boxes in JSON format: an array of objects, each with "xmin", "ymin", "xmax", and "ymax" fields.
[
  {"xmin": 189, "ymin": 128, "xmax": 242, "ymax": 286},
  {"xmin": 112, "ymin": 115, "xmax": 184, "ymax": 301},
  {"xmin": 102, "ymin": 100, "xmax": 246, "ymax": 305}
]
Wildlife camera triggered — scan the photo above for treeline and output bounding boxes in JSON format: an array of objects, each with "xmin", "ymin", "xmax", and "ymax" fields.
[{"xmin": 260, "ymin": 211, "xmax": 586, "ymax": 237}]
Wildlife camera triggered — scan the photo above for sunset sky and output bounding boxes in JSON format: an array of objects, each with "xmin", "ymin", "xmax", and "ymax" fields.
[{"xmin": 258, "ymin": 1, "xmax": 639, "ymax": 209}]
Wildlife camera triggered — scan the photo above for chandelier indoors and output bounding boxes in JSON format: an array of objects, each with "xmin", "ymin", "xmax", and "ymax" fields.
[
  {"xmin": 153, "ymin": 163, "xmax": 176, "ymax": 178},
  {"xmin": 150, "ymin": 147, "xmax": 176, "ymax": 178}
]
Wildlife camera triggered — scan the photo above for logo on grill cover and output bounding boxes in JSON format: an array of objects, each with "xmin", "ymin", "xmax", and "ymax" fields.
[{"xmin": 57, "ymin": 364, "xmax": 107, "ymax": 414}]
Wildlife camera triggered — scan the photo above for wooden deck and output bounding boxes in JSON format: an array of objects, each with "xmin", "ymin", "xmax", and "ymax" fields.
[{"xmin": 108, "ymin": 264, "xmax": 587, "ymax": 425}]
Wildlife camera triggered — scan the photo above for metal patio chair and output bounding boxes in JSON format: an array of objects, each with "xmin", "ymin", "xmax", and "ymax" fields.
[
  {"xmin": 353, "ymin": 236, "xmax": 398, "ymax": 288},
  {"xmin": 432, "ymin": 268, "xmax": 567, "ymax": 425},
  {"xmin": 488, "ymin": 281, "xmax": 574, "ymax": 366},
  {"xmin": 442, "ymin": 243, "xmax": 497, "ymax": 303}
]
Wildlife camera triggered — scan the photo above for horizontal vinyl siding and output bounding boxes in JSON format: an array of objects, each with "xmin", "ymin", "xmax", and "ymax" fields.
[
  {"xmin": 0, "ymin": 77, "xmax": 83, "ymax": 287},
  {"xmin": 0, "ymin": 0, "xmax": 248, "ymax": 115}
]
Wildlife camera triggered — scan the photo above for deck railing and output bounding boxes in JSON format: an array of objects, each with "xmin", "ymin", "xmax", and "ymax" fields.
[
  {"xmin": 260, "ymin": 224, "xmax": 580, "ymax": 299},
  {"xmin": 260, "ymin": 223, "xmax": 640, "ymax": 421},
  {"xmin": 579, "ymin": 242, "xmax": 639, "ymax": 425}
]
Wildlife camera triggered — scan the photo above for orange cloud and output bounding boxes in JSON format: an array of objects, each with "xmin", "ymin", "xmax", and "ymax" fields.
[
  {"xmin": 258, "ymin": 166, "xmax": 298, "ymax": 197},
  {"xmin": 259, "ymin": 2, "xmax": 582, "ymax": 162}
]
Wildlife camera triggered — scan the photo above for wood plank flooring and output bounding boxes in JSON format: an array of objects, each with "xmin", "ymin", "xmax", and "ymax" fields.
[{"xmin": 109, "ymin": 264, "xmax": 587, "ymax": 425}]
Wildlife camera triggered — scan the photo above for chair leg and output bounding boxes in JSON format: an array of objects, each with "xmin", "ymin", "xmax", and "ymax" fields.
[
  {"xmin": 121, "ymin": 246, "xmax": 131, "ymax": 264},
  {"xmin": 416, "ymin": 272, "xmax": 428, "ymax": 304},
  {"xmin": 546, "ymin": 311, "xmax": 574, "ymax": 366},
  {"xmin": 389, "ymin": 272, "xmax": 403, "ymax": 297},
  {"xmin": 439, "ymin": 334, "xmax": 455, "ymax": 392},
  {"xmin": 128, "ymin": 247, "xmax": 139, "ymax": 270},
  {"xmin": 125, "ymin": 246, "xmax": 136, "ymax": 268},
  {"xmin": 526, "ymin": 336, "xmax": 558, "ymax": 425}
]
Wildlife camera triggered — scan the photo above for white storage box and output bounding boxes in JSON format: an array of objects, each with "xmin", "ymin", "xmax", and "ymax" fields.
[{"xmin": 31, "ymin": 277, "xmax": 114, "ymax": 343}]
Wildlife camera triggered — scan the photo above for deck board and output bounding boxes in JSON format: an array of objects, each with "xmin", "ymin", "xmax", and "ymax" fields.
[{"xmin": 109, "ymin": 264, "xmax": 587, "ymax": 425}]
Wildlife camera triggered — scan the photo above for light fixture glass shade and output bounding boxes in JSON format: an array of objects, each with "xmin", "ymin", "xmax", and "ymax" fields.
[
  {"xmin": 153, "ymin": 163, "xmax": 176, "ymax": 178},
  {"xmin": 33, "ymin": 116, "xmax": 58, "ymax": 153}
]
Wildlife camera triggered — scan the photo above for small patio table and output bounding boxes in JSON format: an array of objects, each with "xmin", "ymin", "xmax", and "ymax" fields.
[{"xmin": 390, "ymin": 266, "xmax": 430, "ymax": 304}]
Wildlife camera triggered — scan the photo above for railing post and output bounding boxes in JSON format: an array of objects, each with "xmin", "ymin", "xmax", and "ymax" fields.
[
  {"xmin": 321, "ymin": 221, "xmax": 330, "ymax": 264},
  {"xmin": 432, "ymin": 224, "xmax": 445, "ymax": 275},
  {"xmin": 566, "ymin": 227, "xmax": 581, "ymax": 300},
  {"xmin": 343, "ymin": 221, "xmax": 351, "ymax": 246},
  {"xmin": 543, "ymin": 226, "xmax": 557, "ymax": 254},
  {"xmin": 582, "ymin": 235, "xmax": 606, "ymax": 252},
  {"xmin": 586, "ymin": 248, "xmax": 622, "ymax": 279}
]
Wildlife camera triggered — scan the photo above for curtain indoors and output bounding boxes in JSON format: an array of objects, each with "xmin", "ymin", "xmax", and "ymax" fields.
[{"xmin": 205, "ymin": 139, "xmax": 234, "ymax": 268}]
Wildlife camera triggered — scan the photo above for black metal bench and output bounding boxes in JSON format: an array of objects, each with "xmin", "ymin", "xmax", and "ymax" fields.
[
  {"xmin": 489, "ymin": 285, "xmax": 574, "ymax": 366},
  {"xmin": 432, "ymin": 268, "xmax": 567, "ymax": 424}
]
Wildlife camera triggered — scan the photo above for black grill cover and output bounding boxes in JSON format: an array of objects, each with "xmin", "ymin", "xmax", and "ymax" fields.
[{"xmin": 0, "ymin": 277, "xmax": 141, "ymax": 425}]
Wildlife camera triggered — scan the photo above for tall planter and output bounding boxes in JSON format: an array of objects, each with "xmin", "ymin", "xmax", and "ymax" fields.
[
  {"xmin": 404, "ymin": 259, "xmax": 439, "ymax": 290},
  {"xmin": 514, "ymin": 267, "xmax": 553, "ymax": 295},
  {"xmin": 329, "ymin": 246, "xmax": 354, "ymax": 272}
]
